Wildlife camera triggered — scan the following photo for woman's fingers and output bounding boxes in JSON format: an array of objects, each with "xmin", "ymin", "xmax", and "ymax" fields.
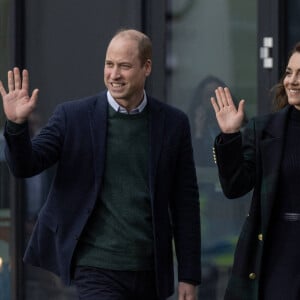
[
  {"xmin": 214, "ymin": 86, "xmax": 237, "ymax": 111},
  {"xmin": 211, "ymin": 87, "xmax": 227, "ymax": 112},
  {"xmin": 216, "ymin": 87, "xmax": 234, "ymax": 106},
  {"xmin": 215, "ymin": 87, "xmax": 228, "ymax": 108},
  {"xmin": 210, "ymin": 96, "xmax": 220, "ymax": 113},
  {"xmin": 224, "ymin": 87, "xmax": 234, "ymax": 106}
]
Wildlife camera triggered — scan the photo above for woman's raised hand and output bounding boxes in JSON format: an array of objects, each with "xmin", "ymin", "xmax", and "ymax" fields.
[
  {"xmin": 210, "ymin": 87, "xmax": 245, "ymax": 134},
  {"xmin": 0, "ymin": 67, "xmax": 38, "ymax": 124}
]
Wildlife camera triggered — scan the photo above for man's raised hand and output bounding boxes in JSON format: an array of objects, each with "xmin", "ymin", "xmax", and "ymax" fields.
[{"xmin": 0, "ymin": 67, "xmax": 38, "ymax": 124}]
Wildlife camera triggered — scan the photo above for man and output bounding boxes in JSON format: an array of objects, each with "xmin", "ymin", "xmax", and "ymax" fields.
[{"xmin": 0, "ymin": 29, "xmax": 201, "ymax": 299}]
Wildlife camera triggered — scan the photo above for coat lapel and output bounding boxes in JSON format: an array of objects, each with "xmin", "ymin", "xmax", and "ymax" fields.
[
  {"xmin": 148, "ymin": 97, "xmax": 165, "ymax": 203},
  {"xmin": 88, "ymin": 92, "xmax": 108, "ymax": 182},
  {"xmin": 260, "ymin": 105, "xmax": 290, "ymax": 232}
]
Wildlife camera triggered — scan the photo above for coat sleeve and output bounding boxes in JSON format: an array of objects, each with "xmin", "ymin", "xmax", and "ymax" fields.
[
  {"xmin": 214, "ymin": 119, "xmax": 256, "ymax": 199},
  {"xmin": 4, "ymin": 104, "xmax": 65, "ymax": 178}
]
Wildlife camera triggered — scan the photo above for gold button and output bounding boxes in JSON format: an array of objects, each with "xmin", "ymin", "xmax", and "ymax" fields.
[
  {"xmin": 249, "ymin": 273, "xmax": 256, "ymax": 280},
  {"xmin": 258, "ymin": 233, "xmax": 263, "ymax": 241}
]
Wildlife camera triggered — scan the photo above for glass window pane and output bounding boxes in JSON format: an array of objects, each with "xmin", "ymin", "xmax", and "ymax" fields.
[
  {"xmin": 0, "ymin": 1, "xmax": 12, "ymax": 299},
  {"xmin": 166, "ymin": 1, "xmax": 256, "ymax": 298},
  {"xmin": 286, "ymin": 0, "xmax": 300, "ymax": 52}
]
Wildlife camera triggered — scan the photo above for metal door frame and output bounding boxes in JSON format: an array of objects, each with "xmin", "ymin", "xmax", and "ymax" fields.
[{"xmin": 257, "ymin": 0, "xmax": 286, "ymax": 114}]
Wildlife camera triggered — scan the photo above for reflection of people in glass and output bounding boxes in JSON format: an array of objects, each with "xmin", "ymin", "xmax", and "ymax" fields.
[
  {"xmin": 211, "ymin": 42, "xmax": 300, "ymax": 299},
  {"xmin": 0, "ymin": 123, "xmax": 11, "ymax": 300},
  {"xmin": 189, "ymin": 76, "xmax": 249, "ymax": 299},
  {"xmin": 189, "ymin": 76, "xmax": 226, "ymax": 168}
]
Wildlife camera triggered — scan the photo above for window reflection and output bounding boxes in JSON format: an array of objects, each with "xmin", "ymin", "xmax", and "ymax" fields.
[
  {"xmin": 287, "ymin": 0, "xmax": 300, "ymax": 52},
  {"xmin": 188, "ymin": 76, "xmax": 249, "ymax": 298},
  {"xmin": 166, "ymin": 0, "xmax": 256, "ymax": 298},
  {"xmin": 0, "ymin": 0, "xmax": 12, "ymax": 299}
]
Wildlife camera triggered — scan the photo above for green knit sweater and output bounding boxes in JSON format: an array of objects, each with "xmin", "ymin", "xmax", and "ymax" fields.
[{"xmin": 75, "ymin": 105, "xmax": 154, "ymax": 270}]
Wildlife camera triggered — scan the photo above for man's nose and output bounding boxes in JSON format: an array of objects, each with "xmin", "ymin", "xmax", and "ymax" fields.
[{"xmin": 111, "ymin": 67, "xmax": 120, "ymax": 79}]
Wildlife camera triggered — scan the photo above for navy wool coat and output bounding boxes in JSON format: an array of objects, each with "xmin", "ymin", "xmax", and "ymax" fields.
[
  {"xmin": 214, "ymin": 105, "xmax": 291, "ymax": 300},
  {"xmin": 4, "ymin": 91, "xmax": 201, "ymax": 299}
]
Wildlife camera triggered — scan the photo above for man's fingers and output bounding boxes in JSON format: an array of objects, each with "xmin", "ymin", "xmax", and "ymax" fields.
[
  {"xmin": 8, "ymin": 70, "xmax": 14, "ymax": 92},
  {"xmin": 0, "ymin": 80, "xmax": 7, "ymax": 98},
  {"xmin": 22, "ymin": 69, "xmax": 29, "ymax": 91},
  {"xmin": 29, "ymin": 89, "xmax": 39, "ymax": 109},
  {"xmin": 31, "ymin": 89, "xmax": 39, "ymax": 102},
  {"xmin": 14, "ymin": 67, "xmax": 21, "ymax": 89},
  {"xmin": 7, "ymin": 68, "xmax": 29, "ymax": 92}
]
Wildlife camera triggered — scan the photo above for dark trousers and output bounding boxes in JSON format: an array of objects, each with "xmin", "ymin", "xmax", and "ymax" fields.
[{"xmin": 73, "ymin": 266, "xmax": 162, "ymax": 300}]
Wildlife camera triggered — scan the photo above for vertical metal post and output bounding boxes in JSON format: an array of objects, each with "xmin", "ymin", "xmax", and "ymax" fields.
[
  {"xmin": 9, "ymin": 178, "xmax": 25, "ymax": 300},
  {"xmin": 141, "ymin": 0, "xmax": 167, "ymax": 101},
  {"xmin": 257, "ymin": 0, "xmax": 285, "ymax": 114},
  {"xmin": 12, "ymin": 0, "xmax": 25, "ymax": 68},
  {"xmin": 10, "ymin": 0, "xmax": 26, "ymax": 298}
]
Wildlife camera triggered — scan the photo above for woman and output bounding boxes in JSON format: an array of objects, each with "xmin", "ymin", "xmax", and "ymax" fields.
[{"xmin": 211, "ymin": 42, "xmax": 300, "ymax": 300}]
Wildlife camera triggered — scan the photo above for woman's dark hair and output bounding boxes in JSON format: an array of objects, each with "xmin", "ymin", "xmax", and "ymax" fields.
[{"xmin": 273, "ymin": 42, "xmax": 300, "ymax": 111}]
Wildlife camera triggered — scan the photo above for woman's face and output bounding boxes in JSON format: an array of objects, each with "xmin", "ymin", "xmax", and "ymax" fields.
[{"xmin": 284, "ymin": 52, "xmax": 300, "ymax": 109}]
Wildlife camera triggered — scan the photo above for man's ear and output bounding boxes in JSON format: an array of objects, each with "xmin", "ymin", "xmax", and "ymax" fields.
[{"xmin": 145, "ymin": 59, "xmax": 152, "ymax": 77}]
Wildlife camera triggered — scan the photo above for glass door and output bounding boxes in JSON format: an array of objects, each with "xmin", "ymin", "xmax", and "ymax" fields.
[
  {"xmin": 165, "ymin": 0, "xmax": 256, "ymax": 298},
  {"xmin": 286, "ymin": 0, "xmax": 300, "ymax": 55},
  {"xmin": 0, "ymin": 1, "xmax": 12, "ymax": 299}
]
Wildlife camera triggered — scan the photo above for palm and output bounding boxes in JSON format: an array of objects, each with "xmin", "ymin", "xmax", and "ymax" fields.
[
  {"xmin": 0, "ymin": 68, "xmax": 38, "ymax": 124},
  {"xmin": 211, "ymin": 87, "xmax": 245, "ymax": 133},
  {"xmin": 215, "ymin": 103, "xmax": 244, "ymax": 133}
]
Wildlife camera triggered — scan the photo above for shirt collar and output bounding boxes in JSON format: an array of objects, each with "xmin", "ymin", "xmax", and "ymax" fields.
[{"xmin": 107, "ymin": 91, "xmax": 147, "ymax": 115}]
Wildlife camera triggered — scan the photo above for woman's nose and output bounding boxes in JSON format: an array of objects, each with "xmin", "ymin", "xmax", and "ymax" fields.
[{"xmin": 290, "ymin": 73, "xmax": 300, "ymax": 85}]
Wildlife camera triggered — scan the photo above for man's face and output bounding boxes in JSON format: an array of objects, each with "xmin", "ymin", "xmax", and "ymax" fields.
[{"xmin": 104, "ymin": 36, "xmax": 151, "ymax": 110}]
